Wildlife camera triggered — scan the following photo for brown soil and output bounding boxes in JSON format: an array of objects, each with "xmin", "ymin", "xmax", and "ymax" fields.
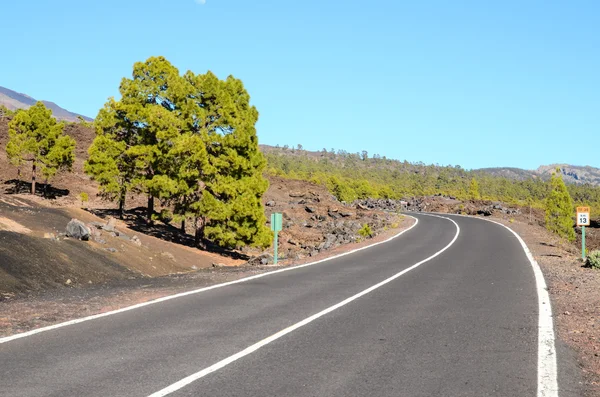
[{"xmin": 0, "ymin": 195, "xmax": 243, "ymax": 297}]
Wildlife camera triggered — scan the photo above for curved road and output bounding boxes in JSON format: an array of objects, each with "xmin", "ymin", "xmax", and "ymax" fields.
[{"xmin": 0, "ymin": 214, "xmax": 580, "ymax": 396}]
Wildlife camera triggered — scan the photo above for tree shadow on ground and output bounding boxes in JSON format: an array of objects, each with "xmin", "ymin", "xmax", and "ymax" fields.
[
  {"xmin": 87, "ymin": 207, "xmax": 250, "ymax": 261},
  {"xmin": 3, "ymin": 179, "xmax": 70, "ymax": 199}
]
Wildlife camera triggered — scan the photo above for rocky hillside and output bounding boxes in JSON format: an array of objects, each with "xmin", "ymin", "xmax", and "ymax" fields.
[
  {"xmin": 0, "ymin": 86, "xmax": 93, "ymax": 122},
  {"xmin": 0, "ymin": 117, "xmax": 402, "ymax": 294},
  {"xmin": 478, "ymin": 164, "xmax": 600, "ymax": 186}
]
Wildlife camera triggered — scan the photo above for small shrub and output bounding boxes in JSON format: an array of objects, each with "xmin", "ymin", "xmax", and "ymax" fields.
[
  {"xmin": 79, "ymin": 192, "xmax": 89, "ymax": 207},
  {"xmin": 358, "ymin": 224, "xmax": 373, "ymax": 239},
  {"xmin": 586, "ymin": 250, "xmax": 600, "ymax": 269},
  {"xmin": 509, "ymin": 218, "xmax": 515, "ymax": 223}
]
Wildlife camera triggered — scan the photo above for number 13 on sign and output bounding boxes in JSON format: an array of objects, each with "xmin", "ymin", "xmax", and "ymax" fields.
[{"xmin": 577, "ymin": 207, "xmax": 590, "ymax": 226}]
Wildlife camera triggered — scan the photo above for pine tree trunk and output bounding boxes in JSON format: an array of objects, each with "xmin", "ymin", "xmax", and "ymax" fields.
[
  {"xmin": 147, "ymin": 196, "xmax": 154, "ymax": 224},
  {"xmin": 194, "ymin": 217, "xmax": 206, "ymax": 249},
  {"xmin": 31, "ymin": 162, "xmax": 36, "ymax": 195},
  {"xmin": 43, "ymin": 178, "xmax": 49, "ymax": 198},
  {"xmin": 118, "ymin": 188, "xmax": 126, "ymax": 220},
  {"xmin": 181, "ymin": 220, "xmax": 186, "ymax": 234},
  {"xmin": 17, "ymin": 168, "xmax": 21, "ymax": 193}
]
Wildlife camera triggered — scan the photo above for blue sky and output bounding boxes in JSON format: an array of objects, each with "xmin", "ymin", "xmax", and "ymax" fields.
[{"xmin": 2, "ymin": 0, "xmax": 598, "ymax": 170}]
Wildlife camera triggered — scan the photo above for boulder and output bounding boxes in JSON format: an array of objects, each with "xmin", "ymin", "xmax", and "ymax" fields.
[
  {"xmin": 131, "ymin": 235, "xmax": 142, "ymax": 247},
  {"xmin": 246, "ymin": 253, "xmax": 274, "ymax": 266},
  {"xmin": 66, "ymin": 219, "xmax": 91, "ymax": 241},
  {"xmin": 305, "ymin": 206, "xmax": 316, "ymax": 213},
  {"xmin": 102, "ymin": 217, "xmax": 117, "ymax": 233},
  {"xmin": 328, "ymin": 210, "xmax": 342, "ymax": 219},
  {"xmin": 266, "ymin": 200, "xmax": 276, "ymax": 207}
]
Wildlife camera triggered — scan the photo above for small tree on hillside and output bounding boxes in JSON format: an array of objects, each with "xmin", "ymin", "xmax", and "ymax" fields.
[
  {"xmin": 545, "ymin": 171, "xmax": 575, "ymax": 242},
  {"xmin": 6, "ymin": 102, "xmax": 75, "ymax": 195},
  {"xmin": 0, "ymin": 105, "xmax": 15, "ymax": 120},
  {"xmin": 468, "ymin": 177, "xmax": 481, "ymax": 200}
]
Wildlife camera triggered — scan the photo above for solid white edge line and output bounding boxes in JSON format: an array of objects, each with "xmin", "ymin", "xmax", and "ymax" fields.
[
  {"xmin": 146, "ymin": 215, "xmax": 460, "ymax": 397},
  {"xmin": 0, "ymin": 215, "xmax": 421, "ymax": 344},
  {"xmin": 442, "ymin": 213, "xmax": 558, "ymax": 397}
]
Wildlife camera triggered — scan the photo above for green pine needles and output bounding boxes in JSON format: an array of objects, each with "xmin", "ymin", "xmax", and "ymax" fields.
[
  {"xmin": 545, "ymin": 171, "xmax": 576, "ymax": 242},
  {"xmin": 85, "ymin": 56, "xmax": 271, "ymax": 249},
  {"xmin": 6, "ymin": 102, "xmax": 75, "ymax": 195},
  {"xmin": 586, "ymin": 250, "xmax": 600, "ymax": 269},
  {"xmin": 468, "ymin": 177, "xmax": 481, "ymax": 200}
]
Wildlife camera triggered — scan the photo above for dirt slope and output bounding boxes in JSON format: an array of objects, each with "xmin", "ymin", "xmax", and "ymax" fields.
[{"xmin": 0, "ymin": 196, "xmax": 243, "ymax": 298}]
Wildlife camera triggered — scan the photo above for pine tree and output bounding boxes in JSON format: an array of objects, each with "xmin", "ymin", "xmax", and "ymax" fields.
[
  {"xmin": 468, "ymin": 177, "xmax": 481, "ymax": 200},
  {"xmin": 6, "ymin": 102, "xmax": 75, "ymax": 195},
  {"xmin": 118, "ymin": 56, "xmax": 187, "ymax": 223},
  {"xmin": 85, "ymin": 99, "xmax": 139, "ymax": 218},
  {"xmin": 181, "ymin": 71, "xmax": 272, "ymax": 249},
  {"xmin": 86, "ymin": 57, "xmax": 187, "ymax": 220},
  {"xmin": 545, "ymin": 171, "xmax": 575, "ymax": 241}
]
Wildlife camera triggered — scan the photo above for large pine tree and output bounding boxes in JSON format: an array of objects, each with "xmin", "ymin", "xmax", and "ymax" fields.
[
  {"xmin": 179, "ymin": 71, "xmax": 271, "ymax": 249},
  {"xmin": 86, "ymin": 56, "xmax": 271, "ymax": 249}
]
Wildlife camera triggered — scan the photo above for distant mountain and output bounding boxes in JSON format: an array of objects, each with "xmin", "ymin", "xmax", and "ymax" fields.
[
  {"xmin": 0, "ymin": 86, "xmax": 93, "ymax": 122},
  {"xmin": 478, "ymin": 164, "xmax": 600, "ymax": 186}
]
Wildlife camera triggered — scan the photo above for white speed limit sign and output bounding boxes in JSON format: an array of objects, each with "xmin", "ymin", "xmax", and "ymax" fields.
[{"xmin": 577, "ymin": 206, "xmax": 590, "ymax": 226}]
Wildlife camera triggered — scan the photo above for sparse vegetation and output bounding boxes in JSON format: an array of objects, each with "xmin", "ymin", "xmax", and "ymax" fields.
[
  {"xmin": 79, "ymin": 192, "xmax": 89, "ymax": 207},
  {"xmin": 0, "ymin": 105, "xmax": 16, "ymax": 119},
  {"xmin": 358, "ymin": 224, "xmax": 373, "ymax": 239},
  {"xmin": 263, "ymin": 147, "xmax": 600, "ymax": 241},
  {"xmin": 586, "ymin": 250, "xmax": 600, "ymax": 269}
]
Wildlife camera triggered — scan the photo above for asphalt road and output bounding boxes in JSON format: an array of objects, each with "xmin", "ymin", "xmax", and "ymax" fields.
[{"xmin": 0, "ymin": 214, "xmax": 580, "ymax": 396}]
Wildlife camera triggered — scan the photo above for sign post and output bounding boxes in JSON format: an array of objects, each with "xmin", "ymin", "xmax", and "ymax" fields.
[
  {"xmin": 577, "ymin": 206, "xmax": 591, "ymax": 260},
  {"xmin": 270, "ymin": 213, "xmax": 283, "ymax": 264}
]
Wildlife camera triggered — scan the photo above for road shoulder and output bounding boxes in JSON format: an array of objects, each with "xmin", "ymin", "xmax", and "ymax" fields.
[
  {"xmin": 490, "ymin": 216, "xmax": 595, "ymax": 396},
  {"xmin": 0, "ymin": 216, "xmax": 416, "ymax": 338}
]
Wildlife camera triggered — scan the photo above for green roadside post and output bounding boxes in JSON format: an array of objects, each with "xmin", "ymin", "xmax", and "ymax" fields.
[
  {"xmin": 577, "ymin": 206, "xmax": 590, "ymax": 260},
  {"xmin": 270, "ymin": 213, "xmax": 283, "ymax": 264},
  {"xmin": 582, "ymin": 226, "xmax": 586, "ymax": 260}
]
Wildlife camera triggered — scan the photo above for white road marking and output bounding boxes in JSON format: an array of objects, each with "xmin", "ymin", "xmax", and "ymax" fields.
[
  {"xmin": 459, "ymin": 215, "xmax": 558, "ymax": 397},
  {"xmin": 147, "ymin": 215, "xmax": 460, "ymax": 397},
  {"xmin": 0, "ymin": 216, "xmax": 420, "ymax": 344}
]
